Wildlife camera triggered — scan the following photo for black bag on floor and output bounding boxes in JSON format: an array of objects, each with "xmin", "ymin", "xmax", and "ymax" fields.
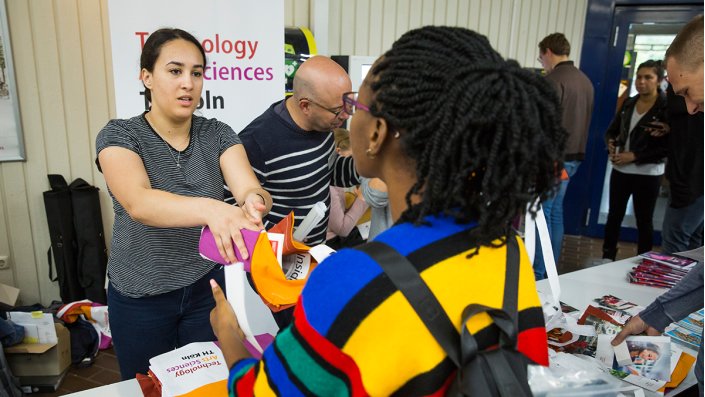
[
  {"xmin": 43, "ymin": 174, "xmax": 108, "ymax": 304},
  {"xmin": 69, "ymin": 178, "xmax": 109, "ymax": 303}
]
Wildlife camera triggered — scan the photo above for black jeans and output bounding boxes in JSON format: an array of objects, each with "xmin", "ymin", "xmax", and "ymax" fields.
[{"xmin": 603, "ymin": 169, "xmax": 661, "ymax": 260}]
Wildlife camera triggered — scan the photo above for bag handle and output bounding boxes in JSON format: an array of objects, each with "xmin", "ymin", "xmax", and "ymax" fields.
[{"xmin": 524, "ymin": 202, "xmax": 561, "ymax": 307}]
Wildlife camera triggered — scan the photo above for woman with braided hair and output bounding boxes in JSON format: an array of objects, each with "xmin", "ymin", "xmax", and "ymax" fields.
[{"xmin": 211, "ymin": 26, "xmax": 565, "ymax": 395}]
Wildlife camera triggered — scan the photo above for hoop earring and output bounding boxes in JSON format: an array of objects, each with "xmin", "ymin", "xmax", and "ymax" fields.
[{"xmin": 393, "ymin": 131, "xmax": 400, "ymax": 139}]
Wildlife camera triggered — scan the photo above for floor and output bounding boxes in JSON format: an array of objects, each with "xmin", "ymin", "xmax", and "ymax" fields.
[{"xmin": 31, "ymin": 234, "xmax": 643, "ymax": 396}]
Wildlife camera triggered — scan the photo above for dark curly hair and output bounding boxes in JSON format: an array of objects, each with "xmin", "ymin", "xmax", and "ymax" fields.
[{"xmin": 367, "ymin": 26, "xmax": 566, "ymax": 250}]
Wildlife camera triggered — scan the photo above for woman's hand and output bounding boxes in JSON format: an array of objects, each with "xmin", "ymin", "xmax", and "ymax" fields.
[
  {"xmin": 607, "ymin": 139, "xmax": 617, "ymax": 155},
  {"xmin": 610, "ymin": 151, "xmax": 635, "ymax": 165},
  {"xmin": 242, "ymin": 192, "xmax": 267, "ymax": 228},
  {"xmin": 206, "ymin": 201, "xmax": 262, "ymax": 263},
  {"xmin": 644, "ymin": 121, "xmax": 670, "ymax": 137},
  {"xmin": 209, "ymin": 279, "xmax": 249, "ymax": 368}
]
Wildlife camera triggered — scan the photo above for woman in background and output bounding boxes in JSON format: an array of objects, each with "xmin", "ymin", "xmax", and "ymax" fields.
[
  {"xmin": 96, "ymin": 28, "xmax": 271, "ymax": 379},
  {"xmin": 603, "ymin": 60, "xmax": 668, "ymax": 261},
  {"xmin": 326, "ymin": 128, "xmax": 369, "ymax": 248}
]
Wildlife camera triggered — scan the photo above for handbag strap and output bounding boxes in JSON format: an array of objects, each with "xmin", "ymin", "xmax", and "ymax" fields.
[{"xmin": 355, "ymin": 234, "xmax": 521, "ymax": 367}]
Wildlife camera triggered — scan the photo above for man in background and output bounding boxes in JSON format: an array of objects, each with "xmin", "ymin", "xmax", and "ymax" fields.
[
  {"xmin": 235, "ymin": 56, "xmax": 359, "ymax": 247},
  {"xmin": 533, "ymin": 32, "xmax": 594, "ymax": 279},
  {"xmin": 660, "ymin": 14, "xmax": 704, "ymax": 255},
  {"xmin": 613, "ymin": 15, "xmax": 704, "ymax": 395}
]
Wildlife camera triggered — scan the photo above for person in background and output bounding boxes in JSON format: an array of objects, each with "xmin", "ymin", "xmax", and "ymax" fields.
[
  {"xmin": 660, "ymin": 14, "xmax": 704, "ymax": 254},
  {"xmin": 659, "ymin": 84, "xmax": 704, "ymax": 254},
  {"xmin": 237, "ymin": 56, "xmax": 359, "ymax": 247},
  {"xmin": 533, "ymin": 32, "xmax": 595, "ymax": 279},
  {"xmin": 359, "ymin": 177, "xmax": 393, "ymax": 241},
  {"xmin": 326, "ymin": 128, "xmax": 368, "ymax": 249},
  {"xmin": 613, "ymin": 15, "xmax": 704, "ymax": 396},
  {"xmin": 602, "ymin": 60, "xmax": 668, "ymax": 260},
  {"xmin": 210, "ymin": 26, "xmax": 565, "ymax": 395},
  {"xmin": 95, "ymin": 28, "xmax": 271, "ymax": 379}
]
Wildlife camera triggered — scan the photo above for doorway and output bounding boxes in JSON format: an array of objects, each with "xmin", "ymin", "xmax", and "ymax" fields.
[{"xmin": 570, "ymin": 4, "xmax": 702, "ymax": 246}]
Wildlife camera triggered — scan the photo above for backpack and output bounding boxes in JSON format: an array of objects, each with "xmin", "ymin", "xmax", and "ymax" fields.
[
  {"xmin": 355, "ymin": 234, "xmax": 532, "ymax": 396},
  {"xmin": 43, "ymin": 174, "xmax": 108, "ymax": 304}
]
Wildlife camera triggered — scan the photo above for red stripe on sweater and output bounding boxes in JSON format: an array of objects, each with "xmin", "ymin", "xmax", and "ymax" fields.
[
  {"xmin": 294, "ymin": 301, "xmax": 368, "ymax": 397},
  {"xmin": 235, "ymin": 367, "xmax": 256, "ymax": 397},
  {"xmin": 518, "ymin": 326, "xmax": 549, "ymax": 366}
]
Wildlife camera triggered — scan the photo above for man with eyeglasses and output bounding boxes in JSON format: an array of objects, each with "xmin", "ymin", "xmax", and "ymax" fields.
[
  {"xmin": 532, "ymin": 33, "xmax": 594, "ymax": 280},
  {"xmin": 236, "ymin": 56, "xmax": 359, "ymax": 255}
]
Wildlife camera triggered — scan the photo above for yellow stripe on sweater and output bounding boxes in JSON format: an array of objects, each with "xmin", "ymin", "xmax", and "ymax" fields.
[{"xmin": 342, "ymin": 237, "xmax": 541, "ymax": 396}]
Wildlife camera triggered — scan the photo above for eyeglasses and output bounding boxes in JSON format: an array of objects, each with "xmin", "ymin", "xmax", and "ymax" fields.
[
  {"xmin": 300, "ymin": 97, "xmax": 346, "ymax": 117},
  {"xmin": 342, "ymin": 92, "xmax": 370, "ymax": 116}
]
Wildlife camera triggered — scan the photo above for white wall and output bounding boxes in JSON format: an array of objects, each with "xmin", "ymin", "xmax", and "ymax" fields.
[
  {"xmin": 320, "ymin": 0, "xmax": 587, "ymax": 68},
  {"xmin": 0, "ymin": 0, "xmax": 587, "ymax": 305}
]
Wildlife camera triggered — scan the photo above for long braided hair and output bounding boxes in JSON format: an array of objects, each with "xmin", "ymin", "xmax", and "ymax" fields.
[{"xmin": 368, "ymin": 26, "xmax": 566, "ymax": 250}]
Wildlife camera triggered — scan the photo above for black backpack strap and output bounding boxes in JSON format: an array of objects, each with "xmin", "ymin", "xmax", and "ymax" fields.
[
  {"xmin": 355, "ymin": 241, "xmax": 461, "ymax": 366},
  {"xmin": 355, "ymin": 234, "xmax": 525, "ymax": 397},
  {"xmin": 502, "ymin": 234, "xmax": 520, "ymax": 338}
]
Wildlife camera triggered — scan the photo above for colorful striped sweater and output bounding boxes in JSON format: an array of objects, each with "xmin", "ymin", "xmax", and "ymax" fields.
[{"xmin": 228, "ymin": 215, "xmax": 548, "ymax": 396}]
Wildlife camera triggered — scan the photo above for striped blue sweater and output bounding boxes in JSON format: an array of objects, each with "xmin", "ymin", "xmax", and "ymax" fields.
[{"xmin": 237, "ymin": 100, "xmax": 359, "ymax": 245}]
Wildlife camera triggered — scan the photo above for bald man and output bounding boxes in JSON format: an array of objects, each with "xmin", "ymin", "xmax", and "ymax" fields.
[
  {"xmin": 665, "ymin": 14, "xmax": 703, "ymax": 114},
  {"xmin": 237, "ymin": 56, "xmax": 359, "ymax": 247}
]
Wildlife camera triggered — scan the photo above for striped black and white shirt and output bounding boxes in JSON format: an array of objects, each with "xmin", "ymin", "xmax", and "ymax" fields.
[
  {"xmin": 96, "ymin": 113, "xmax": 240, "ymax": 297},
  {"xmin": 236, "ymin": 100, "xmax": 359, "ymax": 245}
]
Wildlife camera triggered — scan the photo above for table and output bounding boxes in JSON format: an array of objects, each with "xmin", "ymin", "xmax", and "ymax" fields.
[
  {"xmin": 536, "ymin": 256, "xmax": 698, "ymax": 395},
  {"xmin": 64, "ymin": 379, "xmax": 141, "ymax": 396},
  {"xmin": 66, "ymin": 257, "xmax": 698, "ymax": 396}
]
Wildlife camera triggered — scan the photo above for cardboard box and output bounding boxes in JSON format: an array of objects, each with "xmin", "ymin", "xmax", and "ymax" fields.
[
  {"xmin": 0, "ymin": 282, "xmax": 19, "ymax": 306},
  {"xmin": 5, "ymin": 323, "xmax": 71, "ymax": 377}
]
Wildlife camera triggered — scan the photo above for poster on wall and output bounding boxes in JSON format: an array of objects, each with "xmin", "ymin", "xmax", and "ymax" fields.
[
  {"xmin": 0, "ymin": 0, "xmax": 26, "ymax": 161},
  {"xmin": 107, "ymin": 0, "xmax": 284, "ymax": 134}
]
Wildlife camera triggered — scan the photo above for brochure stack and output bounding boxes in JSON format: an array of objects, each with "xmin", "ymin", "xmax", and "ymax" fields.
[{"xmin": 627, "ymin": 251, "xmax": 698, "ymax": 288}]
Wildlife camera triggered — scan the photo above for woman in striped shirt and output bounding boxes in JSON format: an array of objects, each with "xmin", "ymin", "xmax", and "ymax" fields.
[
  {"xmin": 96, "ymin": 28, "xmax": 271, "ymax": 379},
  {"xmin": 211, "ymin": 26, "xmax": 565, "ymax": 395}
]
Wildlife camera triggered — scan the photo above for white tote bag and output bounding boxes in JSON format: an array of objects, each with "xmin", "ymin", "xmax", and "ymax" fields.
[{"xmin": 524, "ymin": 203, "xmax": 563, "ymax": 331}]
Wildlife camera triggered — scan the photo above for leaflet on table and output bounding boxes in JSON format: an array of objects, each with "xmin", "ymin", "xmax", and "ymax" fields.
[
  {"xmin": 6, "ymin": 312, "xmax": 57, "ymax": 344},
  {"xmin": 675, "ymin": 309, "xmax": 704, "ymax": 334},
  {"xmin": 628, "ymin": 272, "xmax": 673, "ymax": 289},
  {"xmin": 638, "ymin": 251, "xmax": 698, "ymax": 270},
  {"xmin": 560, "ymin": 301, "xmax": 580, "ymax": 315},
  {"xmin": 636, "ymin": 260, "xmax": 690, "ymax": 277},
  {"xmin": 595, "ymin": 335, "xmax": 675, "ymax": 391},
  {"xmin": 593, "ymin": 295, "xmax": 644, "ymax": 316},
  {"xmin": 148, "ymin": 341, "xmax": 228, "ymax": 397},
  {"xmin": 666, "ymin": 324, "xmax": 702, "ymax": 351},
  {"xmin": 549, "ymin": 305, "xmax": 625, "ymax": 357}
]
